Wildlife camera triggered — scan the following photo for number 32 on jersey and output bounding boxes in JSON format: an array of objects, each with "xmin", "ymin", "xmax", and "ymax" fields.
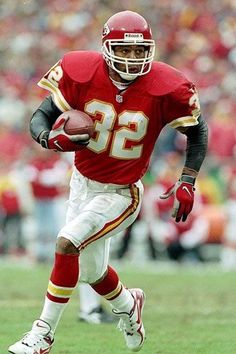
[{"xmin": 85, "ymin": 100, "xmax": 149, "ymax": 160}]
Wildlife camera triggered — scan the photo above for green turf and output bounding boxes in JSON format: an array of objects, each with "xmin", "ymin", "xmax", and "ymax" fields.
[{"xmin": 1, "ymin": 261, "xmax": 236, "ymax": 354}]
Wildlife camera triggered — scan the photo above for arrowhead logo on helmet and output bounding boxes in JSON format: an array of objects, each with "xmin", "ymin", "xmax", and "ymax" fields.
[{"xmin": 102, "ymin": 23, "xmax": 110, "ymax": 38}]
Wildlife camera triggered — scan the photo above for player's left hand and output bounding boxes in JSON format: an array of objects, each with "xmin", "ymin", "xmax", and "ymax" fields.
[{"xmin": 160, "ymin": 177, "xmax": 195, "ymax": 222}]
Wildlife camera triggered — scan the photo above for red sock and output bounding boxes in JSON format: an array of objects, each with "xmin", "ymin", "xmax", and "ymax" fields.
[
  {"xmin": 47, "ymin": 252, "xmax": 79, "ymax": 303},
  {"xmin": 91, "ymin": 265, "xmax": 123, "ymax": 300}
]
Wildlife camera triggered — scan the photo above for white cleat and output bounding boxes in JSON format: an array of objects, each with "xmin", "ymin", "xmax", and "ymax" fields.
[
  {"xmin": 8, "ymin": 319, "xmax": 54, "ymax": 354},
  {"xmin": 113, "ymin": 288, "xmax": 146, "ymax": 352}
]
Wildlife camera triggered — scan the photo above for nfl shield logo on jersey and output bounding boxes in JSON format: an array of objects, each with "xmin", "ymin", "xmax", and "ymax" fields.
[{"xmin": 116, "ymin": 94, "xmax": 123, "ymax": 103}]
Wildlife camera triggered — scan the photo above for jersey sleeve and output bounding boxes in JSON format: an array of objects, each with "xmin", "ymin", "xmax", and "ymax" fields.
[
  {"xmin": 163, "ymin": 81, "xmax": 201, "ymax": 129},
  {"xmin": 37, "ymin": 58, "xmax": 77, "ymax": 112}
]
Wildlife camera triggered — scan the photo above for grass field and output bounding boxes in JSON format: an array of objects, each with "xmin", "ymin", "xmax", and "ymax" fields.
[{"xmin": 1, "ymin": 260, "xmax": 236, "ymax": 354}]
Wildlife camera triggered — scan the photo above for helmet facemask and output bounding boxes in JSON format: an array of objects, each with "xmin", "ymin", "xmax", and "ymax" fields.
[{"xmin": 102, "ymin": 38, "xmax": 155, "ymax": 81}]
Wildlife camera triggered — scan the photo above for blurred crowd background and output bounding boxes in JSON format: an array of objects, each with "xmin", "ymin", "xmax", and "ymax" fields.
[{"xmin": 0, "ymin": 0, "xmax": 236, "ymax": 268}]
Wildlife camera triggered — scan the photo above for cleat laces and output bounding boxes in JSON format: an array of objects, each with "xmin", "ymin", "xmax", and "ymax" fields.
[{"xmin": 22, "ymin": 331, "xmax": 51, "ymax": 348}]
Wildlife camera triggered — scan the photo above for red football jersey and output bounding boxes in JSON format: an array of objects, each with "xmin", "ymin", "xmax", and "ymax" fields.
[{"xmin": 38, "ymin": 51, "xmax": 201, "ymax": 184}]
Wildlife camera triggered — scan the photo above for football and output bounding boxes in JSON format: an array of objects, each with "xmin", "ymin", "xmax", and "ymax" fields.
[{"xmin": 60, "ymin": 110, "xmax": 95, "ymax": 137}]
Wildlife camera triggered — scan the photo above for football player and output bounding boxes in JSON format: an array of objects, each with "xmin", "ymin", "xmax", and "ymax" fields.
[{"xmin": 9, "ymin": 10, "xmax": 208, "ymax": 354}]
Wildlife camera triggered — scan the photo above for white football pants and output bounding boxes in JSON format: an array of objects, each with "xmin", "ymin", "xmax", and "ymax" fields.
[{"xmin": 58, "ymin": 168, "xmax": 143, "ymax": 283}]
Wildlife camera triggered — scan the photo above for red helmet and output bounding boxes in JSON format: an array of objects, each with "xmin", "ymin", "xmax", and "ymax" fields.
[{"xmin": 102, "ymin": 11, "xmax": 155, "ymax": 80}]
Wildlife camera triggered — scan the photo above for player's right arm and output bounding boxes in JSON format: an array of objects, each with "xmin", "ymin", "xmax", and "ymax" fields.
[
  {"xmin": 30, "ymin": 95, "xmax": 90, "ymax": 151},
  {"xmin": 30, "ymin": 95, "xmax": 62, "ymax": 144},
  {"xmin": 30, "ymin": 57, "xmax": 89, "ymax": 151}
]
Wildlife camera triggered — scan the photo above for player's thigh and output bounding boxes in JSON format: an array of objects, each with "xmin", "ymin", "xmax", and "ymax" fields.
[
  {"xmin": 79, "ymin": 238, "xmax": 110, "ymax": 283},
  {"xmin": 59, "ymin": 182, "xmax": 143, "ymax": 249}
]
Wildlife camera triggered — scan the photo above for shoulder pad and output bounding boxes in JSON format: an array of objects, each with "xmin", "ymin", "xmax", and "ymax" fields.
[
  {"xmin": 61, "ymin": 51, "xmax": 103, "ymax": 83},
  {"xmin": 145, "ymin": 62, "xmax": 190, "ymax": 96}
]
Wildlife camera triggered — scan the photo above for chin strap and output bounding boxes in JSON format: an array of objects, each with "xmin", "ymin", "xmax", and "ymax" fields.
[{"xmin": 119, "ymin": 72, "xmax": 138, "ymax": 81}]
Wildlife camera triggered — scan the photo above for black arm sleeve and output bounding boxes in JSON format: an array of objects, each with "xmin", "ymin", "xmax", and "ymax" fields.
[
  {"xmin": 183, "ymin": 115, "xmax": 208, "ymax": 172},
  {"xmin": 30, "ymin": 95, "xmax": 62, "ymax": 142}
]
